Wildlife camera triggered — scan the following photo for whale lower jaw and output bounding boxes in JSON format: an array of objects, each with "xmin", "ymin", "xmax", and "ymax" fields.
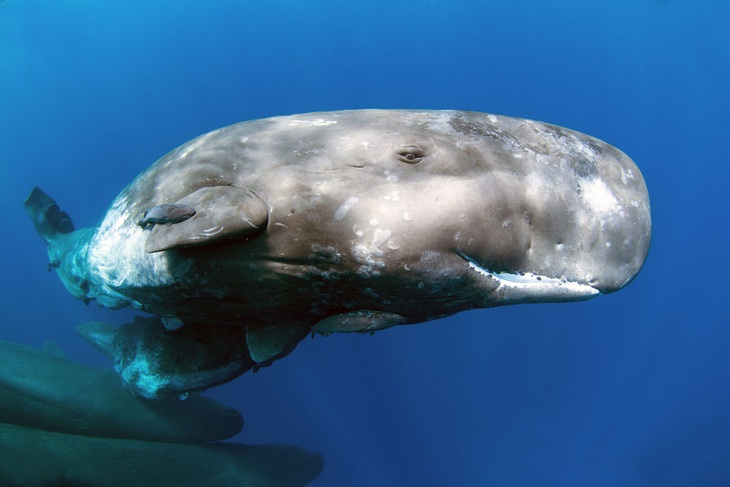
[{"xmin": 455, "ymin": 251, "xmax": 600, "ymax": 304}]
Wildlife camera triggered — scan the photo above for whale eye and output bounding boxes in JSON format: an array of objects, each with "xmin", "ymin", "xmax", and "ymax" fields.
[{"xmin": 397, "ymin": 145, "xmax": 427, "ymax": 164}]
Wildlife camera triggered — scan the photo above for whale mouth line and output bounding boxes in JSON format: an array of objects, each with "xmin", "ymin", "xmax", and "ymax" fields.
[
  {"xmin": 454, "ymin": 250, "xmax": 562, "ymax": 285},
  {"xmin": 454, "ymin": 250, "xmax": 601, "ymax": 297}
]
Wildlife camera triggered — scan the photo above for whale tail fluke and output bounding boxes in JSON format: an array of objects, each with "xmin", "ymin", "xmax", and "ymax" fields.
[
  {"xmin": 24, "ymin": 187, "xmax": 101, "ymax": 304},
  {"xmin": 24, "ymin": 187, "xmax": 75, "ymax": 244}
]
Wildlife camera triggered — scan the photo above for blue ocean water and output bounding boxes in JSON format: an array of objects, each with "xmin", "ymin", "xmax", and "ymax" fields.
[{"xmin": 1, "ymin": 0, "xmax": 728, "ymax": 485}]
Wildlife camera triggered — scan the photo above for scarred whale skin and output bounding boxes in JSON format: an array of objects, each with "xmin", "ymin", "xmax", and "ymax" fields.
[{"xmin": 26, "ymin": 110, "xmax": 651, "ymax": 397}]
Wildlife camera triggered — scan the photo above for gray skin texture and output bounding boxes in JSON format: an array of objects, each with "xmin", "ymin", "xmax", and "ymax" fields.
[{"xmin": 29, "ymin": 110, "xmax": 651, "ymax": 396}]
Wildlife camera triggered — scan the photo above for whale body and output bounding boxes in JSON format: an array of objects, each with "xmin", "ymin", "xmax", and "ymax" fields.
[
  {"xmin": 0, "ymin": 339, "xmax": 242, "ymax": 441},
  {"xmin": 26, "ymin": 110, "xmax": 651, "ymax": 398},
  {"xmin": 0, "ymin": 338, "xmax": 323, "ymax": 486}
]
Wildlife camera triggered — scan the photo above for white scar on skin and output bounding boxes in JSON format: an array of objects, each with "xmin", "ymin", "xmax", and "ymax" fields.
[{"xmin": 334, "ymin": 196, "xmax": 359, "ymax": 221}]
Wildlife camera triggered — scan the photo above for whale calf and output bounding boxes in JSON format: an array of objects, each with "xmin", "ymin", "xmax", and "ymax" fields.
[{"xmin": 26, "ymin": 110, "xmax": 651, "ymax": 398}]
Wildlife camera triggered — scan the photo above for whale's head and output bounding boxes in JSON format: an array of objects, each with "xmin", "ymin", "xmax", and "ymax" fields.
[{"xmin": 252, "ymin": 110, "xmax": 651, "ymax": 319}]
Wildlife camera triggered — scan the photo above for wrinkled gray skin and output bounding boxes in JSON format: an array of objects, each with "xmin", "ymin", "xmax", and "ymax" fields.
[{"xmin": 27, "ymin": 110, "xmax": 651, "ymax": 398}]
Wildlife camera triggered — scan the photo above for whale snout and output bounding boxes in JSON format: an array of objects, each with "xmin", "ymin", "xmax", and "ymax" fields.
[
  {"xmin": 456, "ymin": 131, "xmax": 651, "ymax": 301},
  {"xmin": 571, "ymin": 151, "xmax": 652, "ymax": 294}
]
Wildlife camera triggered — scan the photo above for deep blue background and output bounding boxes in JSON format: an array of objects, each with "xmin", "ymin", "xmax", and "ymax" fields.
[{"xmin": 1, "ymin": 1, "xmax": 728, "ymax": 486}]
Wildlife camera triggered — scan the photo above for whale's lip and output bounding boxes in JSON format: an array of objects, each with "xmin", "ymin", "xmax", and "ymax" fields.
[{"xmin": 454, "ymin": 250, "xmax": 601, "ymax": 301}]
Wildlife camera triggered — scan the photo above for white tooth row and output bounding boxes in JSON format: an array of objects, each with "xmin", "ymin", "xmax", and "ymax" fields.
[
  {"xmin": 459, "ymin": 251, "xmax": 599, "ymax": 297},
  {"xmin": 466, "ymin": 259, "xmax": 563, "ymax": 285}
]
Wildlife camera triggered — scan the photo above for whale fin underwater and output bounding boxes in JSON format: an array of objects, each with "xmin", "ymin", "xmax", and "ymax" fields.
[
  {"xmin": 144, "ymin": 186, "xmax": 269, "ymax": 253},
  {"xmin": 25, "ymin": 110, "xmax": 651, "ymax": 400},
  {"xmin": 0, "ymin": 339, "xmax": 324, "ymax": 486}
]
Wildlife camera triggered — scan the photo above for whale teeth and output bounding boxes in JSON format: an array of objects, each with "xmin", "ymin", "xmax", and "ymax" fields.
[
  {"xmin": 455, "ymin": 250, "xmax": 600, "ymax": 301},
  {"xmin": 454, "ymin": 250, "xmax": 591, "ymax": 289}
]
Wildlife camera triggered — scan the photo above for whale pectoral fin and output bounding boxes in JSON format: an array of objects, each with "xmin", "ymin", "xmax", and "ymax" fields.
[
  {"xmin": 76, "ymin": 321, "xmax": 117, "ymax": 358},
  {"xmin": 312, "ymin": 310, "xmax": 407, "ymax": 336},
  {"xmin": 246, "ymin": 323, "xmax": 309, "ymax": 364},
  {"xmin": 145, "ymin": 186, "xmax": 269, "ymax": 253}
]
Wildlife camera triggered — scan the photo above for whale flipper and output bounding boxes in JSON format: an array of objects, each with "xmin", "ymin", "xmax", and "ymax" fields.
[
  {"xmin": 246, "ymin": 323, "xmax": 309, "ymax": 364},
  {"xmin": 138, "ymin": 203, "xmax": 196, "ymax": 229},
  {"xmin": 145, "ymin": 186, "xmax": 269, "ymax": 253},
  {"xmin": 313, "ymin": 310, "xmax": 407, "ymax": 336}
]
